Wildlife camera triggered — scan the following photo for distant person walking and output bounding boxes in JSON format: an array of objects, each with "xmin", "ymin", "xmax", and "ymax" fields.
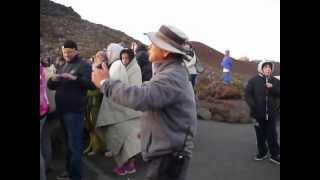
[
  {"xmin": 220, "ymin": 50, "xmax": 233, "ymax": 85},
  {"xmin": 245, "ymin": 60, "xmax": 280, "ymax": 165}
]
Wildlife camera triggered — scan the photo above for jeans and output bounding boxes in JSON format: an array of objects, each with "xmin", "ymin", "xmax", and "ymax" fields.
[
  {"xmin": 40, "ymin": 117, "xmax": 47, "ymax": 180},
  {"xmin": 223, "ymin": 72, "xmax": 231, "ymax": 84},
  {"xmin": 60, "ymin": 112, "xmax": 85, "ymax": 180}
]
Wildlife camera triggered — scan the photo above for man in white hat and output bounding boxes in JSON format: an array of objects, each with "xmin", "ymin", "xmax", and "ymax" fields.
[{"xmin": 92, "ymin": 25, "xmax": 197, "ymax": 180}]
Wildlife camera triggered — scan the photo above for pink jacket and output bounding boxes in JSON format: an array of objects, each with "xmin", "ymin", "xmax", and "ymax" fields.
[{"xmin": 40, "ymin": 63, "xmax": 49, "ymax": 117}]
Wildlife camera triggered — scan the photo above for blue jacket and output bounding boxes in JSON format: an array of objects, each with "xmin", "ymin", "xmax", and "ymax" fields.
[{"xmin": 221, "ymin": 56, "xmax": 233, "ymax": 70}]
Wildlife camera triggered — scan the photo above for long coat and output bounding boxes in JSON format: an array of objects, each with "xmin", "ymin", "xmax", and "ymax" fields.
[
  {"xmin": 126, "ymin": 58, "xmax": 142, "ymax": 86},
  {"xmin": 95, "ymin": 59, "xmax": 142, "ymax": 166}
]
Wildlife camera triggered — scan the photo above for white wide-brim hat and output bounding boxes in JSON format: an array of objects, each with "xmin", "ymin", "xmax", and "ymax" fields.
[{"xmin": 144, "ymin": 25, "xmax": 189, "ymax": 56}]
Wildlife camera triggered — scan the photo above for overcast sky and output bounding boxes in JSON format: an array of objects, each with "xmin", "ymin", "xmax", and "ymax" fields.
[{"xmin": 51, "ymin": 0, "xmax": 280, "ymax": 61}]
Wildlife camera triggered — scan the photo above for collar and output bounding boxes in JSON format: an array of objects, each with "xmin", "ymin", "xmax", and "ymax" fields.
[
  {"xmin": 66, "ymin": 55, "xmax": 80, "ymax": 64},
  {"xmin": 153, "ymin": 59, "xmax": 179, "ymax": 75}
]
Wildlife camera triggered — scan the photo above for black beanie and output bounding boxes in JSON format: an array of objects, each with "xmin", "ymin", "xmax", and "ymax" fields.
[{"xmin": 63, "ymin": 40, "xmax": 78, "ymax": 50}]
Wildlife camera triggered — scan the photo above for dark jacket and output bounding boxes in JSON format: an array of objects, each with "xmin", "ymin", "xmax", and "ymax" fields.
[
  {"xmin": 47, "ymin": 55, "xmax": 96, "ymax": 113},
  {"xmin": 245, "ymin": 75, "xmax": 280, "ymax": 121},
  {"xmin": 135, "ymin": 47, "xmax": 152, "ymax": 82}
]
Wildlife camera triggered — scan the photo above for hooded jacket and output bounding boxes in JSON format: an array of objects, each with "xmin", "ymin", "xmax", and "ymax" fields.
[{"xmin": 245, "ymin": 60, "xmax": 280, "ymax": 120}]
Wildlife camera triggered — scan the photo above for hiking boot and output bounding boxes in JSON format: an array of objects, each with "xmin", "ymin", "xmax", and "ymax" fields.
[
  {"xmin": 56, "ymin": 172, "xmax": 70, "ymax": 180},
  {"xmin": 269, "ymin": 155, "xmax": 280, "ymax": 165},
  {"xmin": 254, "ymin": 153, "xmax": 268, "ymax": 161},
  {"xmin": 113, "ymin": 166, "xmax": 127, "ymax": 176},
  {"xmin": 124, "ymin": 162, "xmax": 136, "ymax": 174}
]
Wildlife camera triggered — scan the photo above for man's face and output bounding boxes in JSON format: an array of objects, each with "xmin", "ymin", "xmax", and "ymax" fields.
[
  {"xmin": 121, "ymin": 53, "xmax": 130, "ymax": 66},
  {"xmin": 148, "ymin": 43, "xmax": 167, "ymax": 63},
  {"xmin": 262, "ymin": 64, "xmax": 272, "ymax": 77},
  {"xmin": 62, "ymin": 48, "xmax": 77, "ymax": 62}
]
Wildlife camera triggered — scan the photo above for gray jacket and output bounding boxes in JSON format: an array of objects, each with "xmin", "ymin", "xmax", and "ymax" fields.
[{"xmin": 102, "ymin": 59, "xmax": 197, "ymax": 161}]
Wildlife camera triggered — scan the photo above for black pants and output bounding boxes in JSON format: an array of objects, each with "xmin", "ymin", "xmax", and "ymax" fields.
[
  {"xmin": 146, "ymin": 154, "xmax": 190, "ymax": 180},
  {"xmin": 254, "ymin": 118, "xmax": 280, "ymax": 157}
]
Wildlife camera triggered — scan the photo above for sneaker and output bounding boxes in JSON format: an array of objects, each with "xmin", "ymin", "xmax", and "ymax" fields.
[
  {"xmin": 124, "ymin": 162, "xmax": 136, "ymax": 174},
  {"xmin": 254, "ymin": 154, "xmax": 268, "ymax": 161},
  {"xmin": 269, "ymin": 155, "xmax": 280, "ymax": 165},
  {"xmin": 56, "ymin": 172, "xmax": 70, "ymax": 180},
  {"xmin": 113, "ymin": 166, "xmax": 127, "ymax": 176}
]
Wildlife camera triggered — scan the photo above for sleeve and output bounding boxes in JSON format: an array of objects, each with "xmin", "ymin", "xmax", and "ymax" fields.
[
  {"xmin": 229, "ymin": 59, "xmax": 233, "ymax": 69},
  {"xmin": 245, "ymin": 79, "xmax": 256, "ymax": 113},
  {"xmin": 77, "ymin": 63, "xmax": 96, "ymax": 90},
  {"xmin": 101, "ymin": 72, "xmax": 181, "ymax": 111},
  {"xmin": 270, "ymin": 78, "xmax": 280, "ymax": 97}
]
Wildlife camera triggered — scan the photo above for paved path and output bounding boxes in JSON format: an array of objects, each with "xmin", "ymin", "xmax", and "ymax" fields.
[{"xmin": 48, "ymin": 119, "xmax": 280, "ymax": 180}]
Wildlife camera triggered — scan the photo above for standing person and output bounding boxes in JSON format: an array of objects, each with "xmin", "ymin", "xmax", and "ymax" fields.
[
  {"xmin": 42, "ymin": 62, "xmax": 57, "ymax": 174},
  {"xmin": 83, "ymin": 50, "xmax": 107, "ymax": 155},
  {"xmin": 184, "ymin": 44, "xmax": 198, "ymax": 89},
  {"xmin": 245, "ymin": 60, "xmax": 280, "ymax": 165},
  {"xmin": 95, "ymin": 43, "xmax": 142, "ymax": 176},
  {"xmin": 220, "ymin": 50, "xmax": 233, "ymax": 85},
  {"xmin": 55, "ymin": 56, "xmax": 66, "ymax": 71},
  {"xmin": 40, "ymin": 63, "xmax": 49, "ymax": 180},
  {"xmin": 92, "ymin": 25, "xmax": 197, "ymax": 180},
  {"xmin": 131, "ymin": 42, "xmax": 138, "ymax": 54},
  {"xmin": 135, "ymin": 44, "xmax": 152, "ymax": 82},
  {"xmin": 47, "ymin": 40, "xmax": 96, "ymax": 180}
]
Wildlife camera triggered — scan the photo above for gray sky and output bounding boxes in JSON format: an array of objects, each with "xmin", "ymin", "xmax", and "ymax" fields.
[{"xmin": 51, "ymin": 0, "xmax": 280, "ymax": 61}]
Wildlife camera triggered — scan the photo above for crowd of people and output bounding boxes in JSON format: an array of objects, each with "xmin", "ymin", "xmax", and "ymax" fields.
[{"xmin": 40, "ymin": 24, "xmax": 280, "ymax": 180}]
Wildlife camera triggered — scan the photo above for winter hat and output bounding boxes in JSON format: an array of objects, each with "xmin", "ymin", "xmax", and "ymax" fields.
[{"xmin": 62, "ymin": 40, "xmax": 78, "ymax": 50}]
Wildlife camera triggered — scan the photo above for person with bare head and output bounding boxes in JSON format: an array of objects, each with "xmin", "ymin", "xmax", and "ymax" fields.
[
  {"xmin": 183, "ymin": 43, "xmax": 199, "ymax": 89},
  {"xmin": 131, "ymin": 41, "xmax": 138, "ymax": 54},
  {"xmin": 135, "ymin": 44, "xmax": 152, "ymax": 82}
]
